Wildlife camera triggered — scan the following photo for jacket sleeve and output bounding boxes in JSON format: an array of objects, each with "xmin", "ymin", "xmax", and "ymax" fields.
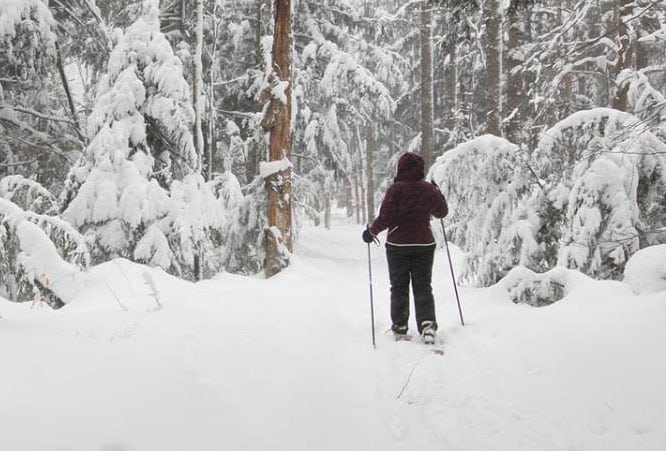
[
  {"xmin": 430, "ymin": 184, "xmax": 448, "ymax": 219},
  {"xmin": 369, "ymin": 185, "xmax": 398, "ymax": 236}
]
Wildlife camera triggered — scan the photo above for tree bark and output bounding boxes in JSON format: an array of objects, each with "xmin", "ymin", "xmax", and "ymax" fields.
[
  {"xmin": 483, "ymin": 0, "xmax": 502, "ymax": 136},
  {"xmin": 54, "ymin": 41, "xmax": 83, "ymax": 141},
  {"xmin": 264, "ymin": 0, "xmax": 293, "ymax": 278},
  {"xmin": 443, "ymin": 19, "xmax": 457, "ymax": 134},
  {"xmin": 193, "ymin": 0, "xmax": 205, "ymax": 173},
  {"xmin": 611, "ymin": 0, "xmax": 634, "ymax": 111},
  {"xmin": 206, "ymin": 2, "xmax": 221, "ymax": 180},
  {"xmin": 504, "ymin": 10, "xmax": 526, "ymax": 144},
  {"xmin": 354, "ymin": 170, "xmax": 361, "ymax": 224},
  {"xmin": 256, "ymin": 1, "xmax": 264, "ymax": 66},
  {"xmin": 420, "ymin": 4, "xmax": 434, "ymax": 168}
]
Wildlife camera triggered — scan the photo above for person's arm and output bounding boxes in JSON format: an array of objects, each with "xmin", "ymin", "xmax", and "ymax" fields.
[
  {"xmin": 429, "ymin": 181, "xmax": 448, "ymax": 219},
  {"xmin": 369, "ymin": 185, "xmax": 398, "ymax": 236}
]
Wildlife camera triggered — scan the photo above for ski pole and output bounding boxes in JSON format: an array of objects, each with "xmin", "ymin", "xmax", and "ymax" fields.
[
  {"xmin": 366, "ymin": 242, "xmax": 376, "ymax": 348},
  {"xmin": 440, "ymin": 219, "xmax": 465, "ymax": 326}
]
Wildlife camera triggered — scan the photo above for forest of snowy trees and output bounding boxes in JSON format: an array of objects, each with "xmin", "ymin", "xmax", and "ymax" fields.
[{"xmin": 1, "ymin": 0, "xmax": 665, "ymax": 307}]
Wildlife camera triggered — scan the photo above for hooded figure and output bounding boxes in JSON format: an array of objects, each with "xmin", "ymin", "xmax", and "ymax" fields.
[{"xmin": 363, "ymin": 153, "xmax": 448, "ymax": 343}]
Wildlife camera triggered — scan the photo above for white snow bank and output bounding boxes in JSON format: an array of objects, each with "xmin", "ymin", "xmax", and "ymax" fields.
[
  {"xmin": 2, "ymin": 223, "xmax": 665, "ymax": 451},
  {"xmin": 497, "ymin": 265, "xmax": 592, "ymax": 306},
  {"xmin": 65, "ymin": 258, "xmax": 189, "ymax": 314},
  {"xmin": 624, "ymin": 244, "xmax": 666, "ymax": 295}
]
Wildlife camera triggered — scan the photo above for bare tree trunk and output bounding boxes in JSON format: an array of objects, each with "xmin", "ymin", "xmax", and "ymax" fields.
[
  {"xmin": 483, "ymin": 0, "xmax": 502, "ymax": 136},
  {"xmin": 324, "ymin": 197, "xmax": 331, "ymax": 229},
  {"xmin": 264, "ymin": 0, "xmax": 293, "ymax": 278},
  {"xmin": 256, "ymin": 1, "xmax": 264, "ymax": 66},
  {"xmin": 420, "ymin": 4, "xmax": 434, "ymax": 168},
  {"xmin": 207, "ymin": 3, "xmax": 220, "ymax": 180},
  {"xmin": 365, "ymin": 125, "xmax": 375, "ymax": 222},
  {"xmin": 504, "ymin": 10, "xmax": 526, "ymax": 144},
  {"xmin": 54, "ymin": 42, "xmax": 83, "ymax": 141},
  {"xmin": 354, "ymin": 171, "xmax": 361, "ymax": 224},
  {"xmin": 443, "ymin": 19, "xmax": 457, "ymax": 134},
  {"xmin": 636, "ymin": 8, "xmax": 659, "ymax": 70},
  {"xmin": 611, "ymin": 0, "xmax": 634, "ymax": 111},
  {"xmin": 193, "ymin": 0, "xmax": 204, "ymax": 173}
]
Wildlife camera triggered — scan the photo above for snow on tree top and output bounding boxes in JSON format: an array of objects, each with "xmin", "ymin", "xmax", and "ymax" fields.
[
  {"xmin": 537, "ymin": 108, "xmax": 640, "ymax": 154},
  {"xmin": 0, "ymin": 0, "xmax": 55, "ymax": 41}
]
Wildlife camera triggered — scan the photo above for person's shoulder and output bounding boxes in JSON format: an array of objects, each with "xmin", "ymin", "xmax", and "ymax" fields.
[{"xmin": 417, "ymin": 180, "xmax": 436, "ymax": 190}]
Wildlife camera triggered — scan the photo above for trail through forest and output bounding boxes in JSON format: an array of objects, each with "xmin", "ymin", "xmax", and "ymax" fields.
[{"xmin": 1, "ymin": 222, "xmax": 665, "ymax": 451}]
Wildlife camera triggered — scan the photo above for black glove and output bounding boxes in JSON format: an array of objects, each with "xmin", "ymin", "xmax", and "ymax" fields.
[{"xmin": 362, "ymin": 228, "xmax": 376, "ymax": 244}]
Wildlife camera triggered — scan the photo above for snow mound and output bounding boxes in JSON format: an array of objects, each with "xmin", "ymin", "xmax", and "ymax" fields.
[
  {"xmin": 65, "ymin": 258, "xmax": 191, "ymax": 313},
  {"xmin": 497, "ymin": 265, "xmax": 591, "ymax": 306},
  {"xmin": 624, "ymin": 245, "xmax": 666, "ymax": 295}
]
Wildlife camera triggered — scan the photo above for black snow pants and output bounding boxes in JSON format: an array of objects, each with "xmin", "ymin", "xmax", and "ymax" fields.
[{"xmin": 386, "ymin": 243, "xmax": 437, "ymax": 334}]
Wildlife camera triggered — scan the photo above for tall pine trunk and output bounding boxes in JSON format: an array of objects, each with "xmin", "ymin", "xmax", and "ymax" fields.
[
  {"xmin": 193, "ymin": 0, "xmax": 204, "ymax": 173},
  {"xmin": 443, "ymin": 18, "xmax": 457, "ymax": 134},
  {"xmin": 483, "ymin": 0, "xmax": 502, "ymax": 136},
  {"xmin": 504, "ymin": 9, "xmax": 526, "ymax": 144},
  {"xmin": 611, "ymin": 0, "xmax": 634, "ymax": 112},
  {"xmin": 264, "ymin": 0, "xmax": 293, "ymax": 278},
  {"xmin": 420, "ymin": 4, "xmax": 434, "ymax": 169},
  {"xmin": 207, "ymin": 2, "xmax": 220, "ymax": 180}
]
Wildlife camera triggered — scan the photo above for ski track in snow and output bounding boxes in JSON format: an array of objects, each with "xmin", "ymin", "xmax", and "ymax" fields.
[{"xmin": 1, "ymin": 223, "xmax": 665, "ymax": 451}]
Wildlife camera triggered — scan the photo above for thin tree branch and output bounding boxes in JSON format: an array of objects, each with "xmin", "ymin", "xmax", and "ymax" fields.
[
  {"xmin": 2, "ymin": 134, "xmax": 74, "ymax": 163},
  {"xmin": 0, "ymin": 159, "xmax": 39, "ymax": 168},
  {"xmin": 1, "ymin": 104, "xmax": 76, "ymax": 125},
  {"xmin": 216, "ymin": 108, "xmax": 260, "ymax": 119}
]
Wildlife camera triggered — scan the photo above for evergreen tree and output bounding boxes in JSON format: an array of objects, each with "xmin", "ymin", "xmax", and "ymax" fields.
[{"xmin": 61, "ymin": 0, "xmax": 222, "ymax": 279}]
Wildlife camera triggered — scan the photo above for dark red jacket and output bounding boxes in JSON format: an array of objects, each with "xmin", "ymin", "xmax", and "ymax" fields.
[{"xmin": 369, "ymin": 153, "xmax": 448, "ymax": 245}]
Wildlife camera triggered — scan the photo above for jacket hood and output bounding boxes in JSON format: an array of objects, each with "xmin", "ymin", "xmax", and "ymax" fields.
[{"xmin": 394, "ymin": 152, "xmax": 425, "ymax": 182}]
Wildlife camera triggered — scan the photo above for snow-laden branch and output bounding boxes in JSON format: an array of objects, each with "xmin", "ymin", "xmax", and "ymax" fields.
[{"xmin": 0, "ymin": 198, "xmax": 84, "ymax": 307}]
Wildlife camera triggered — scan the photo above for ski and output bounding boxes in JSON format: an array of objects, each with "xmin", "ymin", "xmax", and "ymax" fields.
[
  {"xmin": 393, "ymin": 333, "xmax": 413, "ymax": 342},
  {"xmin": 393, "ymin": 333, "xmax": 444, "ymax": 355}
]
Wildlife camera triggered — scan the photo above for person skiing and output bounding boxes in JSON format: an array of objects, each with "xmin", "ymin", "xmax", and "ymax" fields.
[{"xmin": 362, "ymin": 152, "xmax": 448, "ymax": 344}]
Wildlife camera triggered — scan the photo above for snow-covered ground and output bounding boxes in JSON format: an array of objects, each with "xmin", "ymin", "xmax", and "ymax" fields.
[{"xmin": 1, "ymin": 222, "xmax": 665, "ymax": 451}]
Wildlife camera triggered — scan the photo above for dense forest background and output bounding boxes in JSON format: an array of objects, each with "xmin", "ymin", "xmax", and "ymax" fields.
[{"xmin": 1, "ymin": 0, "xmax": 665, "ymax": 307}]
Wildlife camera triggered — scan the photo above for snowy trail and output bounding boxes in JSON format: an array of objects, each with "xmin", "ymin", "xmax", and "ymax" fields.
[{"xmin": 2, "ymin": 223, "xmax": 666, "ymax": 451}]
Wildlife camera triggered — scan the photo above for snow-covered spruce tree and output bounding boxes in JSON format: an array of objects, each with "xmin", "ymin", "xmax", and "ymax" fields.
[
  {"xmin": 61, "ymin": 0, "xmax": 224, "ymax": 279},
  {"xmin": 537, "ymin": 108, "xmax": 666, "ymax": 279},
  {"xmin": 438, "ymin": 108, "xmax": 666, "ymax": 290},
  {"xmin": 429, "ymin": 135, "xmax": 540, "ymax": 286},
  {"xmin": 0, "ymin": 0, "xmax": 55, "ymax": 71},
  {"xmin": 213, "ymin": 173, "xmax": 266, "ymax": 275}
]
